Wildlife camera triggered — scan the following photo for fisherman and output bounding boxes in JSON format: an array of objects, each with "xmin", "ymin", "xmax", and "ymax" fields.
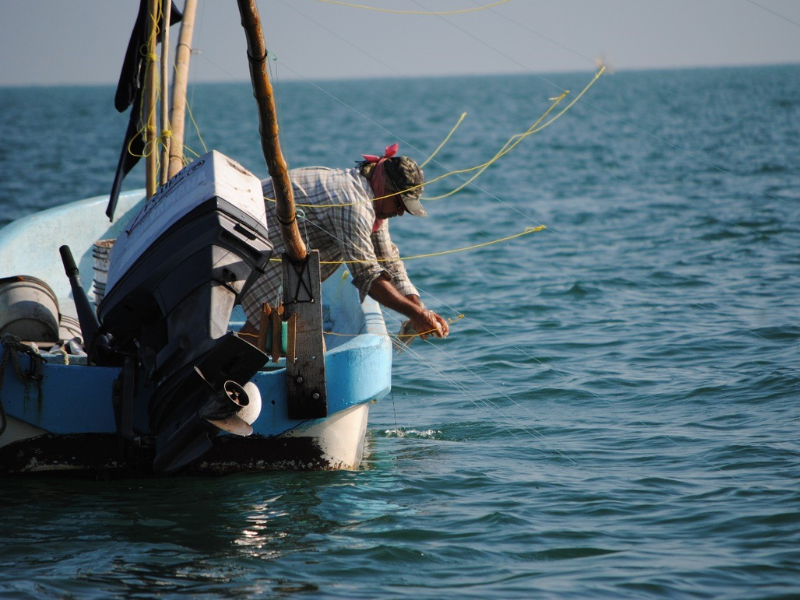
[{"xmin": 240, "ymin": 144, "xmax": 450, "ymax": 341}]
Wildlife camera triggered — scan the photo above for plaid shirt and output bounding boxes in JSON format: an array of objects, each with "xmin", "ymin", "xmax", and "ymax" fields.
[{"xmin": 240, "ymin": 167, "xmax": 418, "ymax": 327}]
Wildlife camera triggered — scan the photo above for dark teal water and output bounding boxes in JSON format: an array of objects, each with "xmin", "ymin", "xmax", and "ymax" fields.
[{"xmin": 1, "ymin": 65, "xmax": 799, "ymax": 598}]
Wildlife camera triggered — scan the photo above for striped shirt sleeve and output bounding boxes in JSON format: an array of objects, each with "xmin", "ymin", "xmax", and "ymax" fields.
[
  {"xmin": 323, "ymin": 175, "xmax": 388, "ymax": 302},
  {"xmin": 371, "ymin": 220, "xmax": 418, "ymax": 298}
]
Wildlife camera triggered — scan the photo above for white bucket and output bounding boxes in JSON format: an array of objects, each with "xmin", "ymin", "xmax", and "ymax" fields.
[
  {"xmin": 93, "ymin": 239, "xmax": 115, "ymax": 308},
  {"xmin": 0, "ymin": 275, "xmax": 60, "ymax": 342},
  {"xmin": 58, "ymin": 314, "xmax": 83, "ymax": 343}
]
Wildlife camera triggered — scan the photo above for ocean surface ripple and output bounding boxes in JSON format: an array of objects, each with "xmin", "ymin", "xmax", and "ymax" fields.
[{"xmin": 1, "ymin": 65, "xmax": 799, "ymax": 598}]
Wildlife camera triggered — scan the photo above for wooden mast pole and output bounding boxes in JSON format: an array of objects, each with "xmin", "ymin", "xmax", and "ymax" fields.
[
  {"xmin": 236, "ymin": 0, "xmax": 307, "ymax": 262},
  {"xmin": 168, "ymin": 0, "xmax": 198, "ymax": 179},
  {"xmin": 145, "ymin": 0, "xmax": 159, "ymax": 198},
  {"xmin": 159, "ymin": 0, "xmax": 171, "ymax": 185},
  {"xmin": 237, "ymin": 0, "xmax": 327, "ymax": 420}
]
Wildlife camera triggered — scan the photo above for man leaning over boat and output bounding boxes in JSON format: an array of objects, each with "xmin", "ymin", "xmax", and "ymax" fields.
[{"xmin": 239, "ymin": 144, "xmax": 450, "ymax": 341}]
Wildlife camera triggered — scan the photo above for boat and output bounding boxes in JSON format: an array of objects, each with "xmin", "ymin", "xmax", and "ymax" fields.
[{"xmin": 0, "ymin": 0, "xmax": 392, "ymax": 476}]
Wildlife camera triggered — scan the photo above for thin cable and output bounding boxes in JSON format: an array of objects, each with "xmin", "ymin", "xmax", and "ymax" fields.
[
  {"xmin": 745, "ymin": 0, "xmax": 800, "ymax": 28},
  {"xmin": 393, "ymin": 316, "xmax": 580, "ymax": 465},
  {"xmin": 313, "ymin": 0, "xmax": 512, "ymax": 16},
  {"xmin": 467, "ymin": 0, "xmax": 797, "ymax": 214},
  {"xmin": 280, "ymin": 214, "xmax": 579, "ymax": 462},
  {"xmin": 395, "ymin": 338, "xmax": 532, "ymax": 445},
  {"xmin": 258, "ymin": 71, "xmax": 600, "ymax": 208},
  {"xmin": 420, "ymin": 112, "xmax": 467, "ymax": 168},
  {"xmin": 266, "ymin": 224, "xmax": 545, "ymax": 265},
  {"xmin": 404, "ymin": 285, "xmax": 751, "ymax": 487},
  {"xmin": 191, "ymin": 0, "xmax": 785, "ymax": 483}
]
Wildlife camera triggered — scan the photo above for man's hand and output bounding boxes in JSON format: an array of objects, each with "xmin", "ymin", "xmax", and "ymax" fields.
[
  {"xmin": 369, "ymin": 277, "xmax": 449, "ymax": 340},
  {"xmin": 409, "ymin": 308, "xmax": 449, "ymax": 339}
]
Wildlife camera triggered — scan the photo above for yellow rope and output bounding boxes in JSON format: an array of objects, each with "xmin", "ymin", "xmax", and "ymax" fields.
[
  {"xmin": 266, "ymin": 224, "xmax": 545, "ymax": 264},
  {"xmin": 313, "ymin": 0, "xmax": 512, "ymax": 16},
  {"xmin": 420, "ymin": 112, "xmax": 467, "ymax": 168},
  {"xmin": 324, "ymin": 314, "xmax": 466, "ymax": 338},
  {"xmin": 425, "ymin": 66, "xmax": 605, "ymax": 200},
  {"xmin": 407, "ymin": 67, "xmax": 604, "ymax": 200},
  {"xmin": 372, "ymin": 224, "xmax": 546, "ymax": 262},
  {"xmin": 264, "ymin": 67, "xmax": 605, "ymax": 209},
  {"xmin": 185, "ymin": 96, "xmax": 208, "ymax": 154},
  {"xmin": 128, "ymin": 4, "xmax": 163, "ymax": 164},
  {"xmin": 161, "ymin": 97, "xmax": 205, "ymax": 170},
  {"xmin": 266, "ymin": 110, "xmax": 467, "ymax": 206},
  {"xmin": 423, "ymin": 92, "xmax": 568, "ymax": 200},
  {"xmin": 240, "ymin": 315, "xmax": 464, "ymax": 340}
]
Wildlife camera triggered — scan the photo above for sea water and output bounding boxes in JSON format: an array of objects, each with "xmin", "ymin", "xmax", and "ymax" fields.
[{"xmin": 0, "ymin": 65, "xmax": 799, "ymax": 598}]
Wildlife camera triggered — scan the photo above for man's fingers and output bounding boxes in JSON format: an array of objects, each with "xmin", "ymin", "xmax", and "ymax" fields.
[
  {"xmin": 434, "ymin": 313, "xmax": 449, "ymax": 337},
  {"xmin": 411, "ymin": 309, "xmax": 450, "ymax": 339}
]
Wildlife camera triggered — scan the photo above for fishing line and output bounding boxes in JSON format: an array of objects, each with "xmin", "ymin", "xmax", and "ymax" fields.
[
  {"xmin": 287, "ymin": 213, "xmax": 578, "ymax": 460},
  {"xmin": 289, "ymin": 1, "xmax": 786, "ymax": 487},
  {"xmin": 277, "ymin": 0, "xmax": 502, "ymax": 174},
  {"xmin": 260, "ymin": 59, "xmax": 419, "ymax": 163},
  {"xmin": 411, "ymin": 0, "xmax": 573, "ymax": 96},
  {"xmin": 322, "ymin": 314, "xmax": 463, "ymax": 341},
  {"xmin": 266, "ymin": 0, "xmax": 603, "ymax": 235},
  {"xmin": 267, "ymin": 47, "xmax": 296, "ymax": 167},
  {"xmin": 406, "ymin": 256, "xmax": 768, "ymax": 490},
  {"xmin": 244, "ymin": 0, "xmax": 788, "ymax": 257},
  {"xmin": 186, "ymin": 1, "xmax": 785, "ymax": 483},
  {"xmin": 258, "ymin": 89, "xmax": 561, "ymax": 208},
  {"xmin": 264, "ymin": 5, "xmax": 570, "ymax": 242},
  {"xmin": 394, "ymin": 0, "xmax": 800, "ymax": 238},
  {"xmin": 467, "ymin": 0, "xmax": 598, "ymax": 66},
  {"xmin": 275, "ymin": 0, "xmax": 583, "ymax": 201},
  {"xmin": 404, "ymin": 283, "xmax": 753, "ymax": 486},
  {"xmin": 175, "ymin": 2, "xmax": 210, "ymax": 162},
  {"xmin": 347, "ymin": 225, "xmax": 546, "ymax": 262},
  {"xmin": 278, "ymin": 0, "xmax": 410, "ymax": 80},
  {"xmin": 251, "ymin": 167, "xmax": 609, "ymax": 473},
  {"xmin": 176, "ymin": 95, "xmax": 207, "ymax": 159},
  {"xmin": 390, "ymin": 312, "xmax": 581, "ymax": 465},
  {"xmin": 392, "ymin": 332, "xmax": 531, "ymax": 444},
  {"xmin": 389, "ymin": 388, "xmax": 399, "ymax": 437},
  {"xmin": 421, "ymin": 93, "xmax": 569, "ymax": 201},
  {"xmin": 745, "ymin": 0, "xmax": 800, "ymax": 28},
  {"xmin": 419, "ymin": 113, "xmax": 467, "ymax": 169},
  {"xmin": 257, "ymin": 67, "xmax": 602, "ymax": 208},
  {"xmin": 423, "ymin": 69, "xmax": 604, "ymax": 201},
  {"xmin": 470, "ymin": 0, "xmax": 798, "ymax": 218},
  {"xmin": 263, "ymin": 223, "xmax": 545, "ymax": 265},
  {"xmin": 399, "ymin": 343, "xmax": 527, "ymax": 443},
  {"xmin": 412, "ymin": 1, "xmax": 799, "ymax": 357},
  {"xmin": 272, "ymin": 0, "xmax": 418, "ymax": 171},
  {"xmin": 210, "ymin": 3, "xmax": 785, "ymax": 387}
]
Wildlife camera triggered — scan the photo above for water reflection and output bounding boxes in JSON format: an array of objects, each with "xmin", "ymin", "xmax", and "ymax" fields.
[{"xmin": 0, "ymin": 464, "xmax": 414, "ymax": 596}]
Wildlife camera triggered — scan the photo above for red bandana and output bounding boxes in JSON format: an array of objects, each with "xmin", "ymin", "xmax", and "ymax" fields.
[{"xmin": 364, "ymin": 143, "xmax": 399, "ymax": 233}]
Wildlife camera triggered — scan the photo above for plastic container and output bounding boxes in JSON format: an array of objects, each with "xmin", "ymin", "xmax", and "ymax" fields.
[
  {"xmin": 0, "ymin": 275, "xmax": 60, "ymax": 342},
  {"xmin": 58, "ymin": 314, "xmax": 83, "ymax": 343},
  {"xmin": 93, "ymin": 239, "xmax": 115, "ymax": 308}
]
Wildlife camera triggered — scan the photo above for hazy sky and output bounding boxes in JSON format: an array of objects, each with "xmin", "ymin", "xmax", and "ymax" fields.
[{"xmin": 0, "ymin": 0, "xmax": 798, "ymax": 87}]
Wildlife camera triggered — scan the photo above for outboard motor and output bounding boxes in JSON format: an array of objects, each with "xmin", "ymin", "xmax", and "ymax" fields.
[{"xmin": 98, "ymin": 151, "xmax": 272, "ymax": 472}]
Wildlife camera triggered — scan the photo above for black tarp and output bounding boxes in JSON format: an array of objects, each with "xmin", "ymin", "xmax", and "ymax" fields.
[{"xmin": 107, "ymin": 0, "xmax": 183, "ymax": 221}]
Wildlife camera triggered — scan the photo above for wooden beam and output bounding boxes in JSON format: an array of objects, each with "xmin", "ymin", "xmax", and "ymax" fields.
[
  {"xmin": 236, "ymin": 0, "xmax": 307, "ymax": 262},
  {"xmin": 168, "ymin": 0, "xmax": 197, "ymax": 178},
  {"xmin": 283, "ymin": 251, "xmax": 327, "ymax": 419},
  {"xmin": 159, "ymin": 0, "xmax": 171, "ymax": 185},
  {"xmin": 145, "ymin": 0, "xmax": 159, "ymax": 198}
]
